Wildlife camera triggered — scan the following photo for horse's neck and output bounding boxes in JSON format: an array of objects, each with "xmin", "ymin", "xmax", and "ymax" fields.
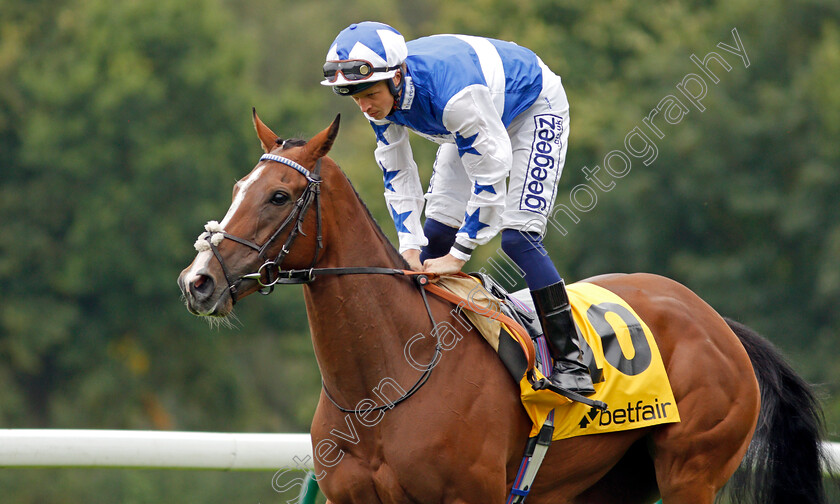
[{"xmin": 303, "ymin": 175, "xmax": 428, "ymax": 402}]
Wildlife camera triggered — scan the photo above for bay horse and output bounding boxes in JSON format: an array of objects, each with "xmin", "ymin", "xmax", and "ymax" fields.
[{"xmin": 178, "ymin": 114, "xmax": 827, "ymax": 503}]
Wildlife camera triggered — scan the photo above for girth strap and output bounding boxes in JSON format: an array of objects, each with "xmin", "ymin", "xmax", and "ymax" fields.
[{"xmin": 507, "ymin": 413, "xmax": 555, "ymax": 504}]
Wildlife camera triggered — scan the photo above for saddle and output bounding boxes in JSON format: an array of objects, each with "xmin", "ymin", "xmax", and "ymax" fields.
[
  {"xmin": 429, "ymin": 272, "xmax": 679, "ymax": 439},
  {"xmin": 427, "ymin": 272, "xmax": 581, "ymax": 383},
  {"xmin": 428, "ymin": 272, "xmax": 680, "ymax": 503},
  {"xmin": 475, "ymin": 273, "xmax": 543, "ymax": 344},
  {"xmin": 424, "ymin": 272, "xmax": 539, "ymax": 381}
]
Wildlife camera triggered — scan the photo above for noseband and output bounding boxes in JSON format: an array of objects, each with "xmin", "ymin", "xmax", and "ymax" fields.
[
  {"xmin": 195, "ymin": 154, "xmax": 324, "ymax": 304},
  {"xmin": 194, "ymin": 152, "xmax": 443, "ymax": 414}
]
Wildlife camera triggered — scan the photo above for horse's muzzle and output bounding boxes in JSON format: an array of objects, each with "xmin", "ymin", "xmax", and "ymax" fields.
[{"xmin": 178, "ymin": 267, "xmax": 231, "ymax": 316}]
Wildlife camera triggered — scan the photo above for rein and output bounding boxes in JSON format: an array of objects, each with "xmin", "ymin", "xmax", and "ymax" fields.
[
  {"xmin": 320, "ymin": 271, "xmax": 443, "ymax": 415},
  {"xmin": 198, "ymin": 154, "xmax": 324, "ymax": 303},
  {"xmin": 197, "ymin": 153, "xmax": 443, "ymax": 414}
]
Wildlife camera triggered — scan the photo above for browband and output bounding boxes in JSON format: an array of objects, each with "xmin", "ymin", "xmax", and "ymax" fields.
[{"xmin": 259, "ymin": 154, "xmax": 318, "ymax": 181}]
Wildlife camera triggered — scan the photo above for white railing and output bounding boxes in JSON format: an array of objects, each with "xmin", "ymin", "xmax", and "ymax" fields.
[
  {"xmin": 0, "ymin": 429, "xmax": 838, "ymax": 474},
  {"xmin": 0, "ymin": 430, "xmax": 313, "ymax": 470}
]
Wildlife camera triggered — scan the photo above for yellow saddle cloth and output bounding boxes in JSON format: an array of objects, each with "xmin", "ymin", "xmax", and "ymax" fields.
[{"xmin": 433, "ymin": 276, "xmax": 680, "ymax": 440}]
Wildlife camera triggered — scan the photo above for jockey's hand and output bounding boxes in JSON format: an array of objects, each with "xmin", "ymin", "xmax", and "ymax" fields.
[
  {"xmin": 423, "ymin": 253, "xmax": 466, "ymax": 276},
  {"xmin": 402, "ymin": 249, "xmax": 424, "ymax": 271}
]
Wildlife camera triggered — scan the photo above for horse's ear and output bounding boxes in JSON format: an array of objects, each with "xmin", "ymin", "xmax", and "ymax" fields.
[
  {"xmin": 302, "ymin": 114, "xmax": 341, "ymax": 163},
  {"xmin": 252, "ymin": 108, "xmax": 281, "ymax": 153}
]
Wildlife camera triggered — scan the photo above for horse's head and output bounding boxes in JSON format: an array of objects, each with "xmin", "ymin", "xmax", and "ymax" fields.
[{"xmin": 178, "ymin": 111, "xmax": 340, "ymax": 317}]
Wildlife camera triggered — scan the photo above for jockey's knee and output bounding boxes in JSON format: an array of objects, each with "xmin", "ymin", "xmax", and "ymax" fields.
[
  {"xmin": 501, "ymin": 229, "xmax": 561, "ymax": 290},
  {"xmin": 420, "ymin": 218, "xmax": 459, "ymax": 262}
]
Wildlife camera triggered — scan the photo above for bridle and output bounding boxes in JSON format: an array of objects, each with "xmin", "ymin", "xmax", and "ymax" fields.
[
  {"xmin": 194, "ymin": 152, "xmax": 604, "ymax": 413},
  {"xmin": 195, "ymin": 152, "xmax": 441, "ymax": 414},
  {"xmin": 196, "ymin": 153, "xmax": 325, "ymax": 304}
]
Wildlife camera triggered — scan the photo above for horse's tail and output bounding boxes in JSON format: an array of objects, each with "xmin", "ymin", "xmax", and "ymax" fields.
[{"xmin": 722, "ymin": 317, "xmax": 828, "ymax": 504}]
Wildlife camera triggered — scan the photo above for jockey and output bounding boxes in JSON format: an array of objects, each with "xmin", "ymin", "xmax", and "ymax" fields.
[{"xmin": 321, "ymin": 22, "xmax": 594, "ymax": 396}]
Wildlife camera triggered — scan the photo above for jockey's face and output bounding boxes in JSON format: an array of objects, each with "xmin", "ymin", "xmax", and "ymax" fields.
[{"xmin": 351, "ymin": 79, "xmax": 396, "ymax": 121}]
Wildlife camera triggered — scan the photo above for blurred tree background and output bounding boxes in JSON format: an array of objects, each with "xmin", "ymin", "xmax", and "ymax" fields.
[{"xmin": 0, "ymin": 0, "xmax": 838, "ymax": 501}]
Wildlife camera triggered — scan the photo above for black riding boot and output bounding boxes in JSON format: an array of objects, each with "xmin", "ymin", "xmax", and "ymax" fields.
[{"xmin": 531, "ymin": 280, "xmax": 596, "ymax": 396}]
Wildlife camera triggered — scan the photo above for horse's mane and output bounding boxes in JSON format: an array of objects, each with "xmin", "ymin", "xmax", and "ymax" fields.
[{"xmin": 280, "ymin": 138, "xmax": 410, "ymax": 270}]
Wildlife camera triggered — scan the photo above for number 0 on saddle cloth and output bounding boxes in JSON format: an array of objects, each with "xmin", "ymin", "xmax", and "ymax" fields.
[{"xmin": 433, "ymin": 275, "xmax": 680, "ymax": 440}]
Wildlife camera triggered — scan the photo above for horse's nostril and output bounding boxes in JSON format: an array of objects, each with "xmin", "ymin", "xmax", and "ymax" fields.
[{"xmin": 190, "ymin": 274, "xmax": 215, "ymax": 300}]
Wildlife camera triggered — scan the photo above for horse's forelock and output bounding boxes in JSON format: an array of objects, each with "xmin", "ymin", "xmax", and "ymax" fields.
[{"xmin": 280, "ymin": 138, "xmax": 307, "ymax": 150}]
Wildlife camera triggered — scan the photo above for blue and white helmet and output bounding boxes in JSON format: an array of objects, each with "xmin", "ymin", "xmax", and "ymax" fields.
[{"xmin": 321, "ymin": 22, "xmax": 407, "ymax": 95}]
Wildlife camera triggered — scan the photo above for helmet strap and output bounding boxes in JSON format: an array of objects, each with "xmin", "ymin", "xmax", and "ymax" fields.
[
  {"xmin": 387, "ymin": 68, "xmax": 403, "ymax": 112},
  {"xmin": 387, "ymin": 77, "xmax": 399, "ymax": 98}
]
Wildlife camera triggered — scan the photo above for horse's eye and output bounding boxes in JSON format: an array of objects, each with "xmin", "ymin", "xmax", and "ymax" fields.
[{"xmin": 269, "ymin": 191, "xmax": 289, "ymax": 206}]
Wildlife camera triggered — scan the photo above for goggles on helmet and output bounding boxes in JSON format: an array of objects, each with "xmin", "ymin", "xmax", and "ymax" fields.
[{"xmin": 323, "ymin": 60, "xmax": 401, "ymax": 82}]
